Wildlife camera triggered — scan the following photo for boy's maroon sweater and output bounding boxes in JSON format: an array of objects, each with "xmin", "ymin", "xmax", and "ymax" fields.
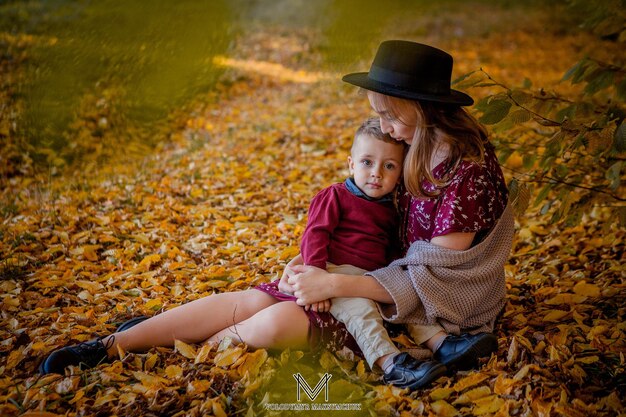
[{"xmin": 300, "ymin": 182, "xmax": 399, "ymax": 271}]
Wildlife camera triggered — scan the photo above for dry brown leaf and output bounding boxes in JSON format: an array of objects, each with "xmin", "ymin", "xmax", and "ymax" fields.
[
  {"xmin": 453, "ymin": 385, "xmax": 491, "ymax": 404},
  {"xmin": 174, "ymin": 339, "xmax": 197, "ymax": 360},
  {"xmin": 453, "ymin": 373, "xmax": 490, "ymax": 392},
  {"xmin": 573, "ymin": 281, "xmax": 601, "ymax": 297},
  {"xmin": 430, "ymin": 400, "xmax": 460, "ymax": 416},
  {"xmin": 214, "ymin": 346, "xmax": 244, "ymax": 367},
  {"xmin": 429, "ymin": 387, "xmax": 455, "ymax": 401},
  {"xmin": 473, "ymin": 395, "xmax": 505, "ymax": 415}
]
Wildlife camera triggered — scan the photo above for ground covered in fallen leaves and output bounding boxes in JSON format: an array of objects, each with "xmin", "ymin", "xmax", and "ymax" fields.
[{"xmin": 1, "ymin": 3, "xmax": 625, "ymax": 417}]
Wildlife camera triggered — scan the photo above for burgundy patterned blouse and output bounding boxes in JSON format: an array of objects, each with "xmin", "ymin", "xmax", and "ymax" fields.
[{"xmin": 398, "ymin": 142, "xmax": 508, "ymax": 254}]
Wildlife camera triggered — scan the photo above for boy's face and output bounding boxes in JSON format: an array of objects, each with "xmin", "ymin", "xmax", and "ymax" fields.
[{"xmin": 348, "ymin": 134, "xmax": 404, "ymax": 199}]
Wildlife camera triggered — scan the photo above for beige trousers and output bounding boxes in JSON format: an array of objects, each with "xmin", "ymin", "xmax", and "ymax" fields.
[{"xmin": 327, "ymin": 263, "xmax": 443, "ymax": 369}]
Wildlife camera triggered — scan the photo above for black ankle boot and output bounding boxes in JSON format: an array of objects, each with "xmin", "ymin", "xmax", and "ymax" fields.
[
  {"xmin": 433, "ymin": 333, "xmax": 498, "ymax": 371},
  {"xmin": 39, "ymin": 336, "xmax": 114, "ymax": 375},
  {"xmin": 383, "ymin": 352, "xmax": 447, "ymax": 389}
]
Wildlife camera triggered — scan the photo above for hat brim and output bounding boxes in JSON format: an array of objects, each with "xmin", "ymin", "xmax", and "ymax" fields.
[{"xmin": 342, "ymin": 72, "xmax": 474, "ymax": 106}]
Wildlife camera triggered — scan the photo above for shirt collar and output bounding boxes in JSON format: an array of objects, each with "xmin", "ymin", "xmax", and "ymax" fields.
[{"xmin": 344, "ymin": 177, "xmax": 394, "ymax": 203}]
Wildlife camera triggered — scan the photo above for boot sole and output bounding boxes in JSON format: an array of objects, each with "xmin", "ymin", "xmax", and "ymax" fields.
[{"xmin": 405, "ymin": 362, "xmax": 448, "ymax": 390}]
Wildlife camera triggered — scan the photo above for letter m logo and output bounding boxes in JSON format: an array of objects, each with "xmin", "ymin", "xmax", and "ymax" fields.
[{"xmin": 293, "ymin": 373, "xmax": 332, "ymax": 402}]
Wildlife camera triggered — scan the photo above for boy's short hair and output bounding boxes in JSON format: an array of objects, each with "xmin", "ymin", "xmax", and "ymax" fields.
[{"xmin": 353, "ymin": 117, "xmax": 403, "ymax": 150}]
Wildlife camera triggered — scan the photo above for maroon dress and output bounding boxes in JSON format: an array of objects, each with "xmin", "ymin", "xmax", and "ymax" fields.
[{"xmin": 255, "ymin": 143, "xmax": 508, "ymax": 355}]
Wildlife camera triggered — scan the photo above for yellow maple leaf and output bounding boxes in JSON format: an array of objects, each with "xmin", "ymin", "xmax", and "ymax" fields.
[
  {"xmin": 430, "ymin": 387, "xmax": 455, "ymax": 401},
  {"xmin": 473, "ymin": 395, "xmax": 505, "ymax": 415},
  {"xmin": 494, "ymin": 375, "xmax": 518, "ymax": 395},
  {"xmin": 238, "ymin": 349, "xmax": 268, "ymax": 377},
  {"xmin": 195, "ymin": 344, "xmax": 213, "ymax": 364},
  {"xmin": 174, "ymin": 339, "xmax": 197, "ymax": 360},
  {"xmin": 93, "ymin": 393, "xmax": 118, "ymax": 407},
  {"xmin": 132, "ymin": 371, "xmax": 169, "ymax": 388},
  {"xmin": 453, "ymin": 372, "xmax": 489, "ymax": 392},
  {"xmin": 138, "ymin": 254, "xmax": 161, "ymax": 270},
  {"xmin": 214, "ymin": 346, "xmax": 244, "ymax": 367},
  {"xmin": 542, "ymin": 309, "xmax": 569, "ymax": 322},
  {"xmin": 164, "ymin": 364, "xmax": 183, "ymax": 379},
  {"xmin": 431, "ymin": 400, "xmax": 460, "ymax": 416},
  {"xmin": 453, "ymin": 385, "xmax": 491, "ymax": 404},
  {"xmin": 544, "ymin": 293, "xmax": 587, "ymax": 305}
]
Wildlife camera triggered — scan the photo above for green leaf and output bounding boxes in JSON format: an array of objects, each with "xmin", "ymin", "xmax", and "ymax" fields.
[
  {"xmin": 523, "ymin": 153, "xmax": 536, "ymax": 170},
  {"xmin": 541, "ymin": 156, "xmax": 556, "ymax": 171},
  {"xmin": 510, "ymin": 90, "xmax": 532, "ymax": 105},
  {"xmin": 479, "ymin": 100, "xmax": 512, "ymax": 125},
  {"xmin": 573, "ymin": 60, "xmax": 597, "ymax": 84},
  {"xmin": 509, "ymin": 109, "xmax": 532, "ymax": 124},
  {"xmin": 584, "ymin": 69, "xmax": 615, "ymax": 95},
  {"xmin": 556, "ymin": 105, "xmax": 577, "ymax": 123},
  {"xmin": 452, "ymin": 71, "xmax": 483, "ymax": 89},
  {"xmin": 508, "ymin": 178, "xmax": 531, "ymax": 217},
  {"xmin": 564, "ymin": 209, "xmax": 583, "ymax": 228},
  {"xmin": 534, "ymin": 183, "xmax": 553, "ymax": 207},
  {"xmin": 563, "ymin": 59, "xmax": 585, "ymax": 82},
  {"xmin": 452, "ymin": 70, "xmax": 478, "ymax": 85},
  {"xmin": 498, "ymin": 147, "xmax": 514, "ymax": 165},
  {"xmin": 522, "ymin": 78, "xmax": 532, "ymax": 89},
  {"xmin": 474, "ymin": 96, "xmax": 491, "ymax": 113},
  {"xmin": 555, "ymin": 164, "xmax": 569, "ymax": 179},
  {"xmin": 534, "ymin": 118, "xmax": 562, "ymax": 127}
]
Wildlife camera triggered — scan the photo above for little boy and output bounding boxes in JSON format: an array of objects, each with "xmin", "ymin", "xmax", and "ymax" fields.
[{"xmin": 291, "ymin": 118, "xmax": 445, "ymax": 387}]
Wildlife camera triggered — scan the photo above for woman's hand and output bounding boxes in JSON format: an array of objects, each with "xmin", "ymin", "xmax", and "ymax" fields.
[
  {"xmin": 288, "ymin": 265, "xmax": 335, "ymax": 306},
  {"xmin": 305, "ymin": 299, "xmax": 332, "ymax": 313},
  {"xmin": 277, "ymin": 254, "xmax": 303, "ymax": 294}
]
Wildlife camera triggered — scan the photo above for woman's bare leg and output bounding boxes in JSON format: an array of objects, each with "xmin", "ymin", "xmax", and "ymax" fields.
[
  {"xmin": 208, "ymin": 301, "xmax": 309, "ymax": 350},
  {"xmin": 102, "ymin": 289, "xmax": 279, "ymax": 356}
]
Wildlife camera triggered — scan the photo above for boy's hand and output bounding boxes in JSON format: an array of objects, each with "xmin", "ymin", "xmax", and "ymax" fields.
[
  {"xmin": 278, "ymin": 271, "xmax": 295, "ymax": 294},
  {"xmin": 277, "ymin": 254, "xmax": 303, "ymax": 295},
  {"xmin": 305, "ymin": 299, "xmax": 331, "ymax": 313}
]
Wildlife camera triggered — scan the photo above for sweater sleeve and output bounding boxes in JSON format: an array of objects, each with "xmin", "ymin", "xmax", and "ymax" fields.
[
  {"xmin": 365, "ymin": 265, "xmax": 421, "ymax": 322},
  {"xmin": 300, "ymin": 186, "xmax": 342, "ymax": 269}
]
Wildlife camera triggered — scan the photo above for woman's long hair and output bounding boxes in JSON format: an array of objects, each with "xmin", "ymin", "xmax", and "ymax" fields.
[{"xmin": 368, "ymin": 92, "xmax": 488, "ymax": 198}]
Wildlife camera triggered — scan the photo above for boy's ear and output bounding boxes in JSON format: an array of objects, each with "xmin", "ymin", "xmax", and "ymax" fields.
[{"xmin": 347, "ymin": 156, "xmax": 355, "ymax": 175}]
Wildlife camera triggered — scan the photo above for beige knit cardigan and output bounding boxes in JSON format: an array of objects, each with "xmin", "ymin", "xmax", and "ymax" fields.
[{"xmin": 367, "ymin": 204, "xmax": 515, "ymax": 335}]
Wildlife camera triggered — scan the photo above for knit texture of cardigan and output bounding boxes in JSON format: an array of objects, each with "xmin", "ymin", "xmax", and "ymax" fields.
[{"xmin": 367, "ymin": 204, "xmax": 515, "ymax": 335}]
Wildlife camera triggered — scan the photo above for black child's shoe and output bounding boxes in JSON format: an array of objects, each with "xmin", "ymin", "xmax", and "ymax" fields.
[
  {"xmin": 383, "ymin": 352, "xmax": 447, "ymax": 389},
  {"xmin": 433, "ymin": 332, "xmax": 498, "ymax": 371},
  {"xmin": 39, "ymin": 336, "xmax": 114, "ymax": 375}
]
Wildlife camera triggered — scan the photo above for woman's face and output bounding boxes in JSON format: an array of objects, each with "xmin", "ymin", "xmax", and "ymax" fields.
[{"xmin": 367, "ymin": 91, "xmax": 417, "ymax": 145}]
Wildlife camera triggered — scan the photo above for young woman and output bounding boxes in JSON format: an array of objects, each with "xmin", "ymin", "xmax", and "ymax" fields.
[{"xmin": 285, "ymin": 40, "xmax": 514, "ymax": 386}]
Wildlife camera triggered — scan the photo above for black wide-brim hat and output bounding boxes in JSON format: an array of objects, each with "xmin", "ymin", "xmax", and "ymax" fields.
[{"xmin": 342, "ymin": 40, "xmax": 474, "ymax": 106}]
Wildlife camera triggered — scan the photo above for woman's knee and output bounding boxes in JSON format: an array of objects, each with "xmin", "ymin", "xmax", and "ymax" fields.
[
  {"xmin": 245, "ymin": 302, "xmax": 309, "ymax": 349},
  {"xmin": 219, "ymin": 289, "xmax": 279, "ymax": 319}
]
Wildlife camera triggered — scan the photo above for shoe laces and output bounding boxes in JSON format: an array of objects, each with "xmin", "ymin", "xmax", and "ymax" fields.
[{"xmin": 74, "ymin": 336, "xmax": 115, "ymax": 367}]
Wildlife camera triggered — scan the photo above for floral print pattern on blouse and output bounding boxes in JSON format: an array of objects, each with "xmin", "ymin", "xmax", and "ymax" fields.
[{"xmin": 398, "ymin": 142, "xmax": 508, "ymax": 254}]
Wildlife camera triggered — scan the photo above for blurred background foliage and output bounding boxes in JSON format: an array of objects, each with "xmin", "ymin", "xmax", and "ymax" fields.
[
  {"xmin": 0, "ymin": 0, "xmax": 624, "ymax": 225},
  {"xmin": 463, "ymin": 0, "xmax": 625, "ymax": 226}
]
